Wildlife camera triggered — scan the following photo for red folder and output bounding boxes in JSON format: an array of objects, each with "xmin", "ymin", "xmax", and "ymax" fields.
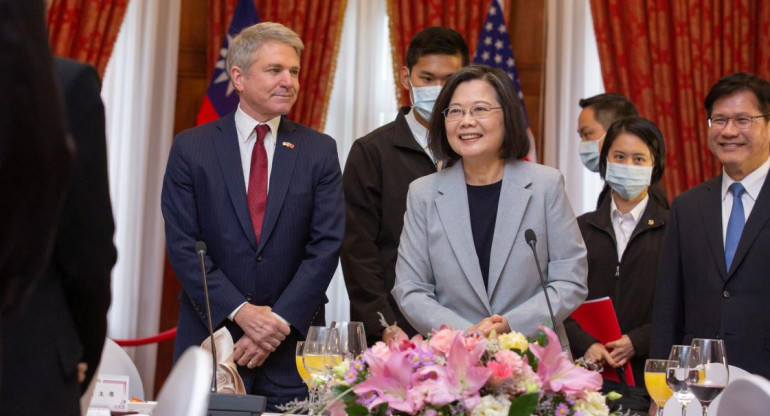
[{"xmin": 569, "ymin": 296, "xmax": 635, "ymax": 386}]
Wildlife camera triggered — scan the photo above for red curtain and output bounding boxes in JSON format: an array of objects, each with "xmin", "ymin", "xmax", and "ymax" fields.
[
  {"xmin": 386, "ymin": 0, "xmax": 492, "ymax": 106},
  {"xmin": 46, "ymin": 0, "xmax": 130, "ymax": 77},
  {"xmin": 208, "ymin": 0, "xmax": 348, "ymax": 131},
  {"xmin": 590, "ymin": 0, "xmax": 770, "ymax": 197}
]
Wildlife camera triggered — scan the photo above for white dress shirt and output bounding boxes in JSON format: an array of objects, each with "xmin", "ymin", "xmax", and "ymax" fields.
[
  {"xmin": 721, "ymin": 156, "xmax": 770, "ymax": 244},
  {"xmin": 610, "ymin": 194, "xmax": 649, "ymax": 261},
  {"xmin": 235, "ymin": 105, "xmax": 281, "ymax": 192},
  {"xmin": 404, "ymin": 107, "xmax": 438, "ymax": 164}
]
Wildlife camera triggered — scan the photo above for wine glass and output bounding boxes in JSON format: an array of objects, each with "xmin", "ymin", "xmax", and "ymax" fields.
[
  {"xmin": 336, "ymin": 321, "xmax": 367, "ymax": 359},
  {"xmin": 667, "ymin": 345, "xmax": 696, "ymax": 416},
  {"xmin": 686, "ymin": 339, "xmax": 728, "ymax": 416},
  {"xmin": 645, "ymin": 359, "xmax": 673, "ymax": 416},
  {"xmin": 302, "ymin": 326, "xmax": 342, "ymax": 382},
  {"xmin": 295, "ymin": 341, "xmax": 311, "ymax": 383}
]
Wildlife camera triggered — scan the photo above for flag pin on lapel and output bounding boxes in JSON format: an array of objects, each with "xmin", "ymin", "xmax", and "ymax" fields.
[{"xmin": 282, "ymin": 141, "xmax": 295, "ymax": 149}]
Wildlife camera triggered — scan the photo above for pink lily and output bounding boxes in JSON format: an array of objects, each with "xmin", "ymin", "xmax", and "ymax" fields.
[
  {"xmin": 529, "ymin": 326, "xmax": 602, "ymax": 395},
  {"xmin": 353, "ymin": 349, "xmax": 424, "ymax": 413},
  {"xmin": 442, "ymin": 332, "xmax": 492, "ymax": 408}
]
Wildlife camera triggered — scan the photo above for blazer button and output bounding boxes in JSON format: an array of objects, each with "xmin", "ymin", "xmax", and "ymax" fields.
[
  {"xmin": 722, "ymin": 290, "xmax": 731, "ymax": 299},
  {"xmin": 257, "ymin": 255, "xmax": 263, "ymax": 262}
]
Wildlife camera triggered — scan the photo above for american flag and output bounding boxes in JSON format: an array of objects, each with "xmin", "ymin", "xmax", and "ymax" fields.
[
  {"xmin": 473, "ymin": 0, "xmax": 537, "ymax": 161},
  {"xmin": 196, "ymin": 0, "xmax": 259, "ymax": 125}
]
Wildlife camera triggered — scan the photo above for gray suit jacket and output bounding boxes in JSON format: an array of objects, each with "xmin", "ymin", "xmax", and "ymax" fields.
[{"xmin": 392, "ymin": 160, "xmax": 588, "ymax": 347}]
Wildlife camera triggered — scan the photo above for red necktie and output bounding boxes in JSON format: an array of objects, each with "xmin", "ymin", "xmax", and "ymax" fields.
[{"xmin": 247, "ymin": 124, "xmax": 269, "ymax": 243}]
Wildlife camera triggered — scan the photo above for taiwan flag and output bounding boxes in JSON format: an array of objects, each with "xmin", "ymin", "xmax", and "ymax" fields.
[
  {"xmin": 473, "ymin": 0, "xmax": 536, "ymax": 161},
  {"xmin": 196, "ymin": 0, "xmax": 259, "ymax": 125}
]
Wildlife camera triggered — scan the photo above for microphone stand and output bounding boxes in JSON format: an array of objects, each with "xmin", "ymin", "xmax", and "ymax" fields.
[
  {"xmin": 195, "ymin": 241, "xmax": 266, "ymax": 415},
  {"xmin": 524, "ymin": 230, "xmax": 567, "ymax": 352}
]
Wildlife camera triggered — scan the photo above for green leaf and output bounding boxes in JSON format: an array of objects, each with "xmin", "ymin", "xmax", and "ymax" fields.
[
  {"xmin": 508, "ymin": 392, "xmax": 539, "ymax": 416},
  {"xmin": 344, "ymin": 403, "xmax": 369, "ymax": 416},
  {"xmin": 375, "ymin": 403, "xmax": 389, "ymax": 416}
]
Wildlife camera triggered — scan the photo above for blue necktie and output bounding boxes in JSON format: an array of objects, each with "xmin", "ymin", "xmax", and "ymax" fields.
[{"xmin": 725, "ymin": 182, "xmax": 746, "ymax": 271}]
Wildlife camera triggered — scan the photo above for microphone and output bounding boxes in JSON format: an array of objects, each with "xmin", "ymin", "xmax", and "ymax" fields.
[
  {"xmin": 195, "ymin": 241, "xmax": 266, "ymax": 415},
  {"xmin": 524, "ymin": 229, "xmax": 565, "ymax": 350},
  {"xmin": 196, "ymin": 241, "xmax": 218, "ymax": 393}
]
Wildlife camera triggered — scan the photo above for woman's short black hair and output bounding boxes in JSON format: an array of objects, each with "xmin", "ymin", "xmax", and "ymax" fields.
[
  {"xmin": 428, "ymin": 65, "xmax": 529, "ymax": 164},
  {"xmin": 599, "ymin": 116, "xmax": 666, "ymax": 184}
]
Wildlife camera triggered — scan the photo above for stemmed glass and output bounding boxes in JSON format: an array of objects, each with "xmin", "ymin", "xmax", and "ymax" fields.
[
  {"xmin": 667, "ymin": 345, "xmax": 696, "ymax": 416},
  {"xmin": 295, "ymin": 341, "xmax": 311, "ymax": 383},
  {"xmin": 336, "ymin": 321, "xmax": 367, "ymax": 359},
  {"xmin": 686, "ymin": 339, "xmax": 728, "ymax": 416},
  {"xmin": 645, "ymin": 359, "xmax": 673, "ymax": 416},
  {"xmin": 302, "ymin": 326, "xmax": 342, "ymax": 382}
]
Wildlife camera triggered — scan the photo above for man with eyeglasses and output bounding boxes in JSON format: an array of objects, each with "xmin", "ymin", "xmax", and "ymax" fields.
[
  {"xmin": 342, "ymin": 27, "xmax": 469, "ymax": 346},
  {"xmin": 651, "ymin": 72, "xmax": 770, "ymax": 378}
]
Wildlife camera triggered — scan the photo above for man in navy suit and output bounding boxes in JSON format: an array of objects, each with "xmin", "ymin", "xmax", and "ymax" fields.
[
  {"xmin": 162, "ymin": 22, "xmax": 344, "ymax": 409},
  {"xmin": 651, "ymin": 72, "xmax": 770, "ymax": 378}
]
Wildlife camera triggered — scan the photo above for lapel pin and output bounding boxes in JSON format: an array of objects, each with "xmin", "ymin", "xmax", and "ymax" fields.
[
  {"xmin": 648, "ymin": 219, "xmax": 654, "ymax": 225},
  {"xmin": 282, "ymin": 141, "xmax": 295, "ymax": 149}
]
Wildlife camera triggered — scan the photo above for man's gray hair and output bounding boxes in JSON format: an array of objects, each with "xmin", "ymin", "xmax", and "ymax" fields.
[{"xmin": 226, "ymin": 22, "xmax": 304, "ymax": 75}]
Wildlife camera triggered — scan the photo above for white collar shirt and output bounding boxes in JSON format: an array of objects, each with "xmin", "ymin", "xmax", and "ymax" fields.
[
  {"xmin": 721, "ymin": 156, "xmax": 770, "ymax": 244},
  {"xmin": 610, "ymin": 194, "xmax": 649, "ymax": 261},
  {"xmin": 234, "ymin": 105, "xmax": 281, "ymax": 193},
  {"xmin": 404, "ymin": 107, "xmax": 437, "ymax": 164}
]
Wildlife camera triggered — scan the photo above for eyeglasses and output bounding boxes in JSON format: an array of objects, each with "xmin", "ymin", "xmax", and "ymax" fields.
[
  {"xmin": 442, "ymin": 105, "xmax": 502, "ymax": 121},
  {"xmin": 708, "ymin": 114, "xmax": 769, "ymax": 130}
]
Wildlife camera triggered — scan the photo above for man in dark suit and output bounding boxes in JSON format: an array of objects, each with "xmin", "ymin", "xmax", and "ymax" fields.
[
  {"xmin": 1, "ymin": 56, "xmax": 117, "ymax": 415},
  {"xmin": 342, "ymin": 27, "xmax": 468, "ymax": 346},
  {"xmin": 162, "ymin": 22, "xmax": 344, "ymax": 409},
  {"xmin": 651, "ymin": 72, "xmax": 770, "ymax": 378}
]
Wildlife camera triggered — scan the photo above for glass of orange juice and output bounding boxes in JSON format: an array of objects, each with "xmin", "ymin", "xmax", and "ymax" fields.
[
  {"xmin": 645, "ymin": 358, "xmax": 673, "ymax": 416},
  {"xmin": 295, "ymin": 341, "xmax": 311, "ymax": 383}
]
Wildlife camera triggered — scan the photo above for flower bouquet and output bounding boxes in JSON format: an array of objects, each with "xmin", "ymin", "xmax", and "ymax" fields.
[{"xmin": 291, "ymin": 325, "xmax": 623, "ymax": 416}]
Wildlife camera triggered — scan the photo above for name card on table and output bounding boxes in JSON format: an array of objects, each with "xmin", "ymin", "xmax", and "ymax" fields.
[{"xmin": 90, "ymin": 374, "xmax": 129, "ymax": 411}]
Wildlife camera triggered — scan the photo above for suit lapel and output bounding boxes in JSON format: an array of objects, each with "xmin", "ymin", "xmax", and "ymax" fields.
[
  {"xmin": 487, "ymin": 161, "xmax": 531, "ymax": 296},
  {"xmin": 435, "ymin": 161, "xmax": 491, "ymax": 312},
  {"xmin": 258, "ymin": 118, "xmax": 300, "ymax": 253},
  {"xmin": 727, "ymin": 173, "xmax": 770, "ymax": 278},
  {"xmin": 212, "ymin": 113, "xmax": 258, "ymax": 250},
  {"xmin": 699, "ymin": 176, "xmax": 728, "ymax": 280}
]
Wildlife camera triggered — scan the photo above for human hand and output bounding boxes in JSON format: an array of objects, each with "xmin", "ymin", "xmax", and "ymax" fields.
[
  {"xmin": 584, "ymin": 342, "xmax": 617, "ymax": 368},
  {"xmin": 606, "ymin": 334, "xmax": 635, "ymax": 367},
  {"xmin": 233, "ymin": 304, "xmax": 291, "ymax": 352},
  {"xmin": 77, "ymin": 362, "xmax": 88, "ymax": 383},
  {"xmin": 468, "ymin": 315, "xmax": 509, "ymax": 337},
  {"xmin": 382, "ymin": 325, "xmax": 407, "ymax": 344},
  {"xmin": 233, "ymin": 336, "xmax": 271, "ymax": 369}
]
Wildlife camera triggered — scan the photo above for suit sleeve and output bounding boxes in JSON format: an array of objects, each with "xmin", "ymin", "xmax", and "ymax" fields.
[
  {"xmin": 501, "ymin": 172, "xmax": 588, "ymax": 337},
  {"xmin": 271, "ymin": 138, "xmax": 345, "ymax": 336},
  {"xmin": 650, "ymin": 199, "xmax": 684, "ymax": 358},
  {"xmin": 341, "ymin": 140, "xmax": 397, "ymax": 339},
  {"xmin": 564, "ymin": 316, "xmax": 598, "ymax": 358},
  {"xmin": 392, "ymin": 183, "xmax": 473, "ymax": 334},
  {"xmin": 161, "ymin": 137, "xmax": 247, "ymax": 328},
  {"xmin": 56, "ymin": 63, "xmax": 117, "ymax": 390}
]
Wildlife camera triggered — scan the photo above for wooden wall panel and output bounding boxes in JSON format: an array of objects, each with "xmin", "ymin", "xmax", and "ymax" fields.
[{"xmin": 507, "ymin": 0, "xmax": 546, "ymax": 162}]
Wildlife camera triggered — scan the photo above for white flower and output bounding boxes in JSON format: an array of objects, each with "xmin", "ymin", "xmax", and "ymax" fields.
[
  {"xmin": 573, "ymin": 391, "xmax": 610, "ymax": 416},
  {"xmin": 471, "ymin": 395, "xmax": 511, "ymax": 416}
]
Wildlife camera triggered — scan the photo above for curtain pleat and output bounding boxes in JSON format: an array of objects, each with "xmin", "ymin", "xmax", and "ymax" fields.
[{"xmin": 590, "ymin": 0, "xmax": 770, "ymax": 197}]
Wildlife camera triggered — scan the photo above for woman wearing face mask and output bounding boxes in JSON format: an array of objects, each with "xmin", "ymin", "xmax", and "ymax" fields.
[
  {"xmin": 564, "ymin": 116, "xmax": 667, "ymax": 389},
  {"xmin": 392, "ymin": 65, "xmax": 588, "ymax": 344}
]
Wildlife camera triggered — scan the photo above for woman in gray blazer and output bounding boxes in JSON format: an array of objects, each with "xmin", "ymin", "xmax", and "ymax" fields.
[{"xmin": 392, "ymin": 66, "xmax": 588, "ymax": 346}]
